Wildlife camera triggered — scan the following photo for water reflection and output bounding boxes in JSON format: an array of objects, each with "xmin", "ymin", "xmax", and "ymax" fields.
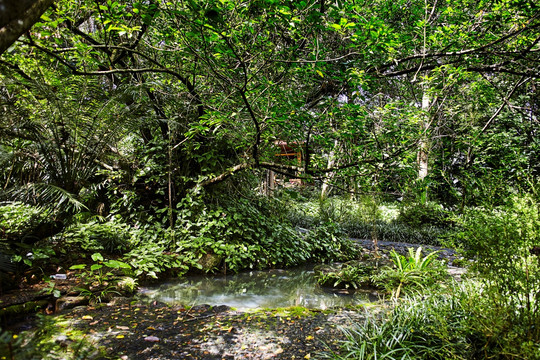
[{"xmin": 138, "ymin": 266, "xmax": 378, "ymax": 310}]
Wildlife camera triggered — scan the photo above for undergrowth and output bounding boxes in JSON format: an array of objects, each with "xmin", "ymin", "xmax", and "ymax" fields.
[{"xmin": 286, "ymin": 196, "xmax": 451, "ymax": 245}]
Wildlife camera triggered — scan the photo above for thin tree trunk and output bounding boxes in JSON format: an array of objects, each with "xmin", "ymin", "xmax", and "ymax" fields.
[
  {"xmin": 321, "ymin": 138, "xmax": 339, "ymax": 199},
  {"xmin": 417, "ymin": 91, "xmax": 430, "ymax": 180}
]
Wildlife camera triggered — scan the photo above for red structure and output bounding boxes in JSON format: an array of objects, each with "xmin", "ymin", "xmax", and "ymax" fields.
[
  {"xmin": 274, "ymin": 140, "xmax": 304, "ymax": 164},
  {"xmin": 263, "ymin": 140, "xmax": 305, "ymax": 194}
]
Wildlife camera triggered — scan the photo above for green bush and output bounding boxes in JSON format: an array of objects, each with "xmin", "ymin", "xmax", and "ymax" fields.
[
  {"xmin": 327, "ymin": 193, "xmax": 540, "ymax": 360},
  {"xmin": 397, "ymin": 201, "xmax": 451, "ymax": 229},
  {"xmin": 123, "ymin": 225, "xmax": 198, "ymax": 279},
  {"xmin": 303, "ymin": 222, "xmax": 359, "ymax": 263},
  {"xmin": 0, "ymin": 202, "xmax": 47, "ymax": 239},
  {"xmin": 341, "ymin": 221, "xmax": 446, "ymax": 245},
  {"xmin": 61, "ymin": 217, "xmax": 132, "ymax": 255},
  {"xmin": 285, "ymin": 196, "xmax": 449, "ymax": 245},
  {"xmin": 170, "ymin": 194, "xmax": 358, "ymax": 273},
  {"xmin": 323, "ymin": 283, "xmax": 485, "ymax": 360},
  {"xmin": 325, "ymin": 280, "xmax": 540, "ymax": 360},
  {"xmin": 315, "ymin": 262, "xmax": 376, "ymax": 290},
  {"xmin": 450, "ymin": 194, "xmax": 540, "ymax": 342}
]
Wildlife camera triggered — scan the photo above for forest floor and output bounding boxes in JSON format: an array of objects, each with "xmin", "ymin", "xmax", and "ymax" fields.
[{"xmin": 15, "ymin": 298, "xmax": 376, "ymax": 359}]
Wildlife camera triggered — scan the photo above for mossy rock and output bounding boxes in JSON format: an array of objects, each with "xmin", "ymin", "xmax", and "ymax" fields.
[
  {"xmin": 55, "ymin": 296, "xmax": 89, "ymax": 312},
  {"xmin": 197, "ymin": 253, "xmax": 223, "ymax": 272}
]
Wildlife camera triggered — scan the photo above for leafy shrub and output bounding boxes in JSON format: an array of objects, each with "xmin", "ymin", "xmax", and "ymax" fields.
[
  {"xmin": 303, "ymin": 222, "xmax": 359, "ymax": 263},
  {"xmin": 172, "ymin": 194, "xmax": 358, "ymax": 273},
  {"xmin": 327, "ymin": 193, "xmax": 540, "ymax": 360},
  {"xmin": 341, "ymin": 221, "xmax": 446, "ymax": 245},
  {"xmin": 325, "ymin": 280, "xmax": 540, "ymax": 360},
  {"xmin": 397, "ymin": 201, "xmax": 451, "ymax": 229},
  {"xmin": 315, "ymin": 262, "xmax": 375, "ymax": 290},
  {"xmin": 449, "ymin": 194, "xmax": 540, "ymax": 342},
  {"xmin": 323, "ymin": 283, "xmax": 485, "ymax": 360},
  {"xmin": 69, "ymin": 252, "xmax": 132, "ymax": 303},
  {"xmin": 61, "ymin": 217, "xmax": 132, "ymax": 254},
  {"xmin": 124, "ymin": 225, "xmax": 198, "ymax": 279},
  {"xmin": 286, "ymin": 196, "xmax": 449, "ymax": 245},
  {"xmin": 0, "ymin": 202, "xmax": 47, "ymax": 240}
]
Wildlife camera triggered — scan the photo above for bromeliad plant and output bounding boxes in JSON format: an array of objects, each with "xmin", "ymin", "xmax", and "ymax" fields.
[{"xmin": 373, "ymin": 247, "xmax": 446, "ymax": 299}]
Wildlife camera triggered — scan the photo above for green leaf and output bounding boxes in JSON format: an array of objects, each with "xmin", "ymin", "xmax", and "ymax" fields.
[
  {"xmin": 91, "ymin": 253, "xmax": 104, "ymax": 262},
  {"xmin": 70, "ymin": 264, "xmax": 87, "ymax": 270},
  {"xmin": 91, "ymin": 264, "xmax": 103, "ymax": 271},
  {"xmin": 104, "ymin": 260, "xmax": 131, "ymax": 269}
]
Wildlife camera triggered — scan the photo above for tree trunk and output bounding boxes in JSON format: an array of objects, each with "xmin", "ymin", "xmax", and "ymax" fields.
[{"xmin": 321, "ymin": 138, "xmax": 339, "ymax": 199}]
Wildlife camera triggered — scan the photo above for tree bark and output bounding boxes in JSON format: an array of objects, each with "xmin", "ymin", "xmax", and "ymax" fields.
[{"xmin": 0, "ymin": 0, "xmax": 55, "ymax": 55}]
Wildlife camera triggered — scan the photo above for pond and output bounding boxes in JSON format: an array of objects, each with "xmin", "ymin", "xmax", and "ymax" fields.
[{"xmin": 138, "ymin": 265, "xmax": 378, "ymax": 311}]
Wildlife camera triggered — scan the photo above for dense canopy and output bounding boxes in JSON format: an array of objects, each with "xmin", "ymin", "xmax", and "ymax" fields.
[{"xmin": 0, "ymin": 1, "xmax": 539, "ymax": 357}]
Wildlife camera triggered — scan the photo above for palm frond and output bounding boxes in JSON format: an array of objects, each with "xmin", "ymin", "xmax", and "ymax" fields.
[{"xmin": 8, "ymin": 183, "xmax": 87, "ymax": 215}]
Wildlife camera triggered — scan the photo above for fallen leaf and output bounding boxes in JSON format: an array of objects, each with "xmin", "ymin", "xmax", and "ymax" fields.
[
  {"xmin": 117, "ymin": 326, "xmax": 130, "ymax": 330},
  {"xmin": 305, "ymin": 335, "xmax": 314, "ymax": 341},
  {"xmin": 82, "ymin": 315, "xmax": 93, "ymax": 320},
  {"xmin": 144, "ymin": 336, "xmax": 160, "ymax": 342},
  {"xmin": 304, "ymin": 354, "xmax": 311, "ymax": 359}
]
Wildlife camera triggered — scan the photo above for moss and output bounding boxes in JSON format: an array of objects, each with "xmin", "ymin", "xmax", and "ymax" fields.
[{"xmin": 270, "ymin": 306, "xmax": 314, "ymax": 318}]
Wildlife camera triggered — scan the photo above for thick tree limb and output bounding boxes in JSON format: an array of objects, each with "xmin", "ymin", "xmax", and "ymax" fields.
[
  {"xmin": 198, "ymin": 163, "xmax": 253, "ymax": 187},
  {"xmin": 0, "ymin": 0, "xmax": 55, "ymax": 55}
]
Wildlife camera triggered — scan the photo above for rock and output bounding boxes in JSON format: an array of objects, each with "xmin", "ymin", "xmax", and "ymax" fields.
[
  {"xmin": 191, "ymin": 304, "xmax": 212, "ymax": 312},
  {"xmin": 55, "ymin": 335, "xmax": 73, "ymax": 347},
  {"xmin": 55, "ymin": 296, "xmax": 89, "ymax": 312},
  {"xmin": 211, "ymin": 305, "xmax": 231, "ymax": 313},
  {"xmin": 197, "ymin": 253, "xmax": 223, "ymax": 272}
]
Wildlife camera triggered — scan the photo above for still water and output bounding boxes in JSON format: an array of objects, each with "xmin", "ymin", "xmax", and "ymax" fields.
[{"xmin": 138, "ymin": 266, "xmax": 378, "ymax": 310}]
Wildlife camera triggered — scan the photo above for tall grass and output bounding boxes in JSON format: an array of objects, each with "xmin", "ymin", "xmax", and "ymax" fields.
[{"xmin": 321, "ymin": 282, "xmax": 512, "ymax": 360}]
